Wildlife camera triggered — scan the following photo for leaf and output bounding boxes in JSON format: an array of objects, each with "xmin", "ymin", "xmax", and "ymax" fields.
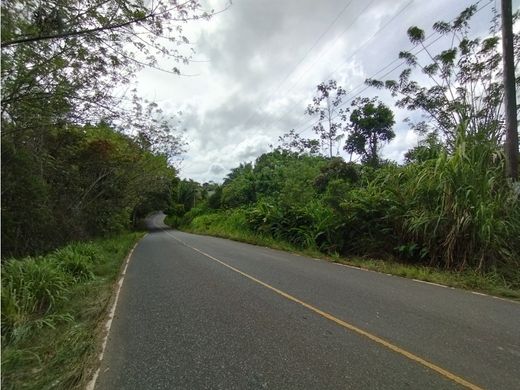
[
  {"xmin": 407, "ymin": 26, "xmax": 425, "ymax": 44},
  {"xmin": 399, "ymin": 51, "xmax": 417, "ymax": 66},
  {"xmin": 433, "ymin": 21, "xmax": 451, "ymax": 34}
]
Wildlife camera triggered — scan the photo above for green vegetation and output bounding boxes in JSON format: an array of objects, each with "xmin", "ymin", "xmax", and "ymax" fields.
[
  {"xmin": 2, "ymin": 123, "xmax": 177, "ymax": 257},
  {"xmin": 2, "ymin": 2, "xmax": 214, "ymax": 388},
  {"xmin": 183, "ymin": 214, "xmax": 520, "ymax": 299},
  {"xmin": 1, "ymin": 0, "xmax": 213, "ymax": 258},
  {"xmin": 166, "ymin": 150, "xmax": 520, "ymax": 298},
  {"xmin": 166, "ymin": 6, "xmax": 520, "ymax": 298},
  {"xmin": 1, "ymin": 232, "xmax": 143, "ymax": 389}
]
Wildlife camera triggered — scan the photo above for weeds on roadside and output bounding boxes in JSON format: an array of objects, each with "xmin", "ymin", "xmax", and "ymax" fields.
[{"xmin": 1, "ymin": 232, "xmax": 143, "ymax": 389}]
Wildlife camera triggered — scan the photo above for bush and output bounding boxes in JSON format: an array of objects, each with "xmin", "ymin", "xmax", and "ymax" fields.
[
  {"xmin": 52, "ymin": 248, "xmax": 95, "ymax": 282},
  {"xmin": 2, "ymin": 257, "xmax": 72, "ymax": 339},
  {"xmin": 1, "ymin": 233, "xmax": 142, "ymax": 389},
  {"xmin": 244, "ymin": 199, "xmax": 344, "ymax": 252},
  {"xmin": 336, "ymin": 175, "xmax": 403, "ymax": 257},
  {"xmin": 66, "ymin": 242, "xmax": 102, "ymax": 263},
  {"xmin": 400, "ymin": 138, "xmax": 520, "ymax": 270}
]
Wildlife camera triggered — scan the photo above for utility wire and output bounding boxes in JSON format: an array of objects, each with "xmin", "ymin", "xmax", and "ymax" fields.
[
  {"xmin": 255, "ymin": 0, "xmax": 415, "ymax": 137},
  {"xmin": 235, "ymin": 0, "xmax": 358, "ymax": 132},
  {"xmin": 270, "ymin": 0, "xmax": 377, "ymax": 106},
  {"xmin": 291, "ymin": 0, "xmax": 493, "ymax": 138},
  {"xmin": 322, "ymin": 0, "xmax": 414, "ymax": 82}
]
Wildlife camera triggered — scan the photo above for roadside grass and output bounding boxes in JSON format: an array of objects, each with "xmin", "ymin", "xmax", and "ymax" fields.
[
  {"xmin": 174, "ymin": 214, "xmax": 520, "ymax": 301},
  {"xmin": 1, "ymin": 232, "xmax": 144, "ymax": 390}
]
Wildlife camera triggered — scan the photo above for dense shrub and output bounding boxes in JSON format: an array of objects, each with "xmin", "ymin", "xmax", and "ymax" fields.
[
  {"xmin": 1, "ymin": 233, "xmax": 142, "ymax": 389},
  {"xmin": 2, "ymin": 124, "xmax": 176, "ymax": 258},
  {"xmin": 173, "ymin": 136, "xmax": 519, "ymax": 280},
  {"xmin": 398, "ymin": 135, "xmax": 520, "ymax": 271},
  {"xmin": 52, "ymin": 249, "xmax": 95, "ymax": 282},
  {"xmin": 2, "ymin": 258, "xmax": 72, "ymax": 340}
]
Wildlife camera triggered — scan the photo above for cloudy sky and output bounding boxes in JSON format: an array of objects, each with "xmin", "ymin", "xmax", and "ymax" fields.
[{"xmin": 134, "ymin": 0, "xmax": 511, "ymax": 183}]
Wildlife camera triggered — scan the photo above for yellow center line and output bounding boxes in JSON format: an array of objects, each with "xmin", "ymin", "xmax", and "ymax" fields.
[{"xmin": 167, "ymin": 231, "xmax": 484, "ymax": 390}]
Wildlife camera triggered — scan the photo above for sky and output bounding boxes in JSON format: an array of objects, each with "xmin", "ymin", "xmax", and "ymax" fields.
[{"xmin": 133, "ymin": 0, "xmax": 511, "ymax": 183}]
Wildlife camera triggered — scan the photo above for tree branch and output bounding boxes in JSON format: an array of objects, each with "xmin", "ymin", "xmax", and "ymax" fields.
[{"xmin": 1, "ymin": 13, "xmax": 151, "ymax": 47}]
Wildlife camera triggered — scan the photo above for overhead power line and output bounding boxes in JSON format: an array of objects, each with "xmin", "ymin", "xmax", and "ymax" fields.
[
  {"xmin": 235, "ymin": 0, "xmax": 363, "ymax": 132},
  {"xmin": 261, "ymin": 0, "xmax": 415, "ymax": 136},
  {"xmin": 291, "ymin": 0, "xmax": 494, "ymax": 138}
]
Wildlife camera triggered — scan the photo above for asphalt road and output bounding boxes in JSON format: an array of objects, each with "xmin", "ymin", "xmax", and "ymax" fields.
[{"xmin": 95, "ymin": 212, "xmax": 520, "ymax": 389}]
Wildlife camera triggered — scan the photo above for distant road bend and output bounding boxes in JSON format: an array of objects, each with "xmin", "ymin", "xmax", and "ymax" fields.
[{"xmin": 95, "ymin": 212, "xmax": 520, "ymax": 389}]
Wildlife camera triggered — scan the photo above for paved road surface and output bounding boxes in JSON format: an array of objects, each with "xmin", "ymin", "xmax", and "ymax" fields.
[{"xmin": 95, "ymin": 212, "xmax": 520, "ymax": 389}]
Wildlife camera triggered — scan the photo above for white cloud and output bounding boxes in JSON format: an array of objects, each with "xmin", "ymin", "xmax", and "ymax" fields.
[{"xmin": 133, "ymin": 0, "xmax": 494, "ymax": 181}]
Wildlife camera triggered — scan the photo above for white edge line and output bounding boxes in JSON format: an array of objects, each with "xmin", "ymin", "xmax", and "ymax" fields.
[
  {"xmin": 176, "ymin": 230, "xmax": 519, "ymax": 305},
  {"xmin": 335, "ymin": 259, "xmax": 518, "ymax": 304},
  {"xmin": 85, "ymin": 236, "xmax": 145, "ymax": 390},
  {"xmin": 412, "ymin": 279, "xmax": 452, "ymax": 289}
]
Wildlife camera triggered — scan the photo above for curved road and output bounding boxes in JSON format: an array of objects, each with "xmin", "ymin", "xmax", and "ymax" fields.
[{"xmin": 95, "ymin": 212, "xmax": 520, "ymax": 389}]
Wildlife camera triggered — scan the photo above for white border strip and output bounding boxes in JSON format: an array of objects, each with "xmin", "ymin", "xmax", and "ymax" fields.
[{"xmin": 85, "ymin": 236, "xmax": 144, "ymax": 390}]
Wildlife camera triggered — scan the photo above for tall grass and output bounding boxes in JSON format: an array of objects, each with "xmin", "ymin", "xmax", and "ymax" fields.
[
  {"xmin": 401, "ymin": 128, "xmax": 520, "ymax": 272},
  {"xmin": 177, "ymin": 206, "xmax": 519, "ymax": 298},
  {"xmin": 174, "ymin": 125, "xmax": 519, "ymax": 295},
  {"xmin": 1, "ymin": 232, "xmax": 143, "ymax": 389}
]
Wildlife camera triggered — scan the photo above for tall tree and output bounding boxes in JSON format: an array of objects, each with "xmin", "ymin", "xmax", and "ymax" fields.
[
  {"xmin": 0, "ymin": 0, "xmax": 222, "ymax": 256},
  {"xmin": 366, "ymin": 4, "xmax": 519, "ymax": 152},
  {"xmin": 306, "ymin": 80, "xmax": 347, "ymax": 158},
  {"xmin": 344, "ymin": 97, "xmax": 395, "ymax": 166},
  {"xmin": 1, "ymin": 0, "xmax": 217, "ymax": 155}
]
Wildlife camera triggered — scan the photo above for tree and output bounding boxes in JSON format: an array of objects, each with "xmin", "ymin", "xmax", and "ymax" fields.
[
  {"xmin": 1, "ymin": 0, "xmax": 221, "ymax": 256},
  {"xmin": 275, "ymin": 129, "xmax": 320, "ymax": 155},
  {"xmin": 177, "ymin": 180, "xmax": 201, "ymax": 212},
  {"xmin": 366, "ymin": 4, "xmax": 519, "ymax": 154},
  {"xmin": 313, "ymin": 158, "xmax": 359, "ymax": 193},
  {"xmin": 306, "ymin": 80, "xmax": 347, "ymax": 158},
  {"xmin": 404, "ymin": 132, "xmax": 444, "ymax": 164},
  {"xmin": 221, "ymin": 163, "xmax": 256, "ymax": 208},
  {"xmin": 1, "ymin": 123, "xmax": 177, "ymax": 257},
  {"xmin": 208, "ymin": 186, "xmax": 223, "ymax": 209},
  {"xmin": 1, "ymin": 0, "xmax": 218, "ymax": 157},
  {"xmin": 344, "ymin": 97, "xmax": 395, "ymax": 166},
  {"xmin": 252, "ymin": 151, "xmax": 326, "ymax": 207}
]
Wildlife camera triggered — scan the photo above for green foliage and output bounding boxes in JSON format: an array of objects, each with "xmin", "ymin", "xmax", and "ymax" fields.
[
  {"xmin": 1, "ymin": 233, "xmax": 143, "ymax": 389},
  {"xmin": 404, "ymin": 132, "xmax": 444, "ymax": 163},
  {"xmin": 1, "ymin": 0, "xmax": 207, "ymax": 258},
  {"xmin": 367, "ymin": 4, "xmax": 519, "ymax": 149},
  {"xmin": 2, "ymin": 124, "xmax": 176, "ymax": 257},
  {"xmin": 1, "ymin": 0, "xmax": 208, "ymax": 155},
  {"xmin": 400, "ymin": 130, "xmax": 520, "ymax": 270},
  {"xmin": 221, "ymin": 164, "xmax": 257, "ymax": 208},
  {"xmin": 276, "ymin": 129, "xmax": 321, "ymax": 155},
  {"xmin": 189, "ymin": 208, "xmax": 251, "ymax": 239},
  {"xmin": 208, "ymin": 186, "xmax": 223, "ymax": 209},
  {"xmin": 176, "ymin": 179, "xmax": 203, "ymax": 212},
  {"xmin": 314, "ymin": 158, "xmax": 360, "ymax": 193},
  {"xmin": 173, "ymin": 130, "xmax": 519, "ymax": 286},
  {"xmin": 2, "ymin": 258, "xmax": 72, "ymax": 339},
  {"xmin": 253, "ymin": 151, "xmax": 326, "ymax": 206},
  {"xmin": 332, "ymin": 167, "xmax": 403, "ymax": 256},
  {"xmin": 162, "ymin": 5, "xmax": 520, "ymax": 294},
  {"xmin": 52, "ymin": 249, "xmax": 95, "ymax": 282},
  {"xmin": 344, "ymin": 97, "xmax": 395, "ymax": 166}
]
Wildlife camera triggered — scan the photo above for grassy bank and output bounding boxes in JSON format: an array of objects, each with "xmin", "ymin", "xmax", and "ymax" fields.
[
  {"xmin": 1, "ymin": 232, "xmax": 144, "ymax": 389},
  {"xmin": 168, "ymin": 210, "xmax": 520, "ymax": 300}
]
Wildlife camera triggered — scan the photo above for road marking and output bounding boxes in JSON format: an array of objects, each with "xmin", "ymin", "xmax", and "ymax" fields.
[
  {"xmin": 167, "ymin": 231, "xmax": 484, "ymax": 390},
  {"xmin": 412, "ymin": 279, "xmax": 452, "ymax": 289},
  {"xmin": 86, "ymin": 237, "xmax": 144, "ymax": 390}
]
